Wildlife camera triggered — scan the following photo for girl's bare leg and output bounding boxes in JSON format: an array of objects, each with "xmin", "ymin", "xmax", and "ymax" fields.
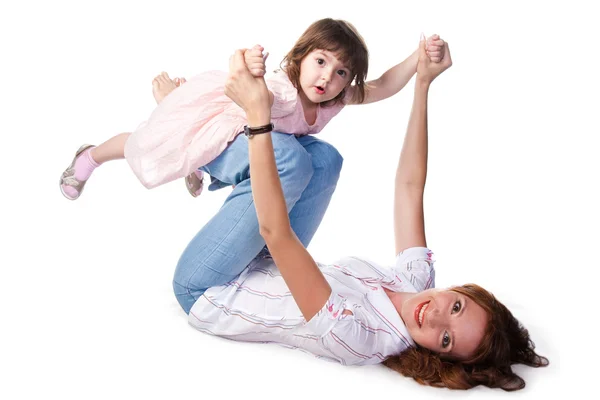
[
  {"xmin": 60, "ymin": 132, "xmax": 129, "ymax": 200},
  {"xmin": 91, "ymin": 72, "xmax": 186, "ymax": 163},
  {"xmin": 60, "ymin": 72, "xmax": 186, "ymax": 200},
  {"xmin": 90, "ymin": 132, "xmax": 129, "ymax": 164}
]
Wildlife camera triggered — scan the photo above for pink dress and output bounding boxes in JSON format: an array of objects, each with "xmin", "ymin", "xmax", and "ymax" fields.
[{"xmin": 124, "ymin": 70, "xmax": 347, "ymax": 189}]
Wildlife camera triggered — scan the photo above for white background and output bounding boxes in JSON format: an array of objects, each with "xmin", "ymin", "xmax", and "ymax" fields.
[{"xmin": 1, "ymin": 0, "xmax": 596, "ymax": 398}]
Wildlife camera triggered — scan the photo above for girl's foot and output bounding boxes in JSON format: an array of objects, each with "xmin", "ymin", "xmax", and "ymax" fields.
[
  {"xmin": 152, "ymin": 72, "xmax": 186, "ymax": 104},
  {"xmin": 60, "ymin": 144, "xmax": 100, "ymax": 200}
]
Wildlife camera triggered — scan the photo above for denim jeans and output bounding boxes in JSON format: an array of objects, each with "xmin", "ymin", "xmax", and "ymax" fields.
[{"xmin": 173, "ymin": 132, "xmax": 343, "ymax": 314}]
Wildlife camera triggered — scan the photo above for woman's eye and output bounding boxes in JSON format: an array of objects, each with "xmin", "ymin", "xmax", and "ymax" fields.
[
  {"xmin": 337, "ymin": 70, "xmax": 346, "ymax": 77},
  {"xmin": 317, "ymin": 58, "xmax": 325, "ymax": 65},
  {"xmin": 452, "ymin": 301, "xmax": 461, "ymax": 313},
  {"xmin": 442, "ymin": 332, "xmax": 451, "ymax": 348}
]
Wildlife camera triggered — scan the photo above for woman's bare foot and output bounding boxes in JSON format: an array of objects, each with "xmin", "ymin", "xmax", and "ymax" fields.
[{"xmin": 152, "ymin": 72, "xmax": 187, "ymax": 104}]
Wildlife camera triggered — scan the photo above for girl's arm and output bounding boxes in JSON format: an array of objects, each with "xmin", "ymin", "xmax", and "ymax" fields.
[
  {"xmin": 393, "ymin": 39, "xmax": 452, "ymax": 254},
  {"xmin": 354, "ymin": 49, "xmax": 419, "ymax": 105},
  {"xmin": 349, "ymin": 35, "xmax": 445, "ymax": 106},
  {"xmin": 226, "ymin": 49, "xmax": 332, "ymax": 321}
]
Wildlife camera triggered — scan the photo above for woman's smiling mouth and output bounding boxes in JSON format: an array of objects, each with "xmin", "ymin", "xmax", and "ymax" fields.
[{"xmin": 415, "ymin": 301, "xmax": 430, "ymax": 328}]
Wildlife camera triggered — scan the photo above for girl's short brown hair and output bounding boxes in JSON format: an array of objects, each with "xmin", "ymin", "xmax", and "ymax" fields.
[{"xmin": 281, "ymin": 18, "xmax": 369, "ymax": 106}]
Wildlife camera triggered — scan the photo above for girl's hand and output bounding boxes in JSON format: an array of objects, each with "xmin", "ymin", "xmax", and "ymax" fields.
[
  {"xmin": 426, "ymin": 34, "xmax": 445, "ymax": 63},
  {"xmin": 417, "ymin": 35, "xmax": 453, "ymax": 84},
  {"xmin": 225, "ymin": 49, "xmax": 271, "ymax": 117},
  {"xmin": 244, "ymin": 44, "xmax": 269, "ymax": 77}
]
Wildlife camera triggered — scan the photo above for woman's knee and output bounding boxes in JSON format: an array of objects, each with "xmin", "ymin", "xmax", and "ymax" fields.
[
  {"xmin": 172, "ymin": 262, "xmax": 238, "ymax": 314},
  {"xmin": 271, "ymin": 133, "xmax": 314, "ymax": 186},
  {"xmin": 311, "ymin": 140, "xmax": 344, "ymax": 182},
  {"xmin": 173, "ymin": 279, "xmax": 195, "ymax": 314}
]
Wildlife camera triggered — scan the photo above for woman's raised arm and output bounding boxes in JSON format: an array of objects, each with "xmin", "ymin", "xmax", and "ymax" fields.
[
  {"xmin": 394, "ymin": 38, "xmax": 452, "ymax": 255},
  {"xmin": 224, "ymin": 49, "xmax": 332, "ymax": 321}
]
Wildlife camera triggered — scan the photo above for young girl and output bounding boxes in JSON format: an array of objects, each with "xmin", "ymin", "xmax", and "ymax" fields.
[
  {"xmin": 179, "ymin": 40, "xmax": 549, "ymax": 390},
  {"xmin": 59, "ymin": 18, "xmax": 445, "ymax": 200}
]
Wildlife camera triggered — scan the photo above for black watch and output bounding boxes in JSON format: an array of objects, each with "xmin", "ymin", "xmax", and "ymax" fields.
[{"xmin": 244, "ymin": 123, "xmax": 274, "ymax": 138}]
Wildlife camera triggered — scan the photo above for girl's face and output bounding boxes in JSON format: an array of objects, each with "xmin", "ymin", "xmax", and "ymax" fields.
[
  {"xmin": 298, "ymin": 49, "xmax": 351, "ymax": 105},
  {"xmin": 400, "ymin": 288, "xmax": 488, "ymax": 360}
]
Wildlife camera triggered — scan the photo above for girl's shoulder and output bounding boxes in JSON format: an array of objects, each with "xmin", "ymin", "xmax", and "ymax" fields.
[
  {"xmin": 266, "ymin": 69, "xmax": 298, "ymax": 118},
  {"xmin": 266, "ymin": 69, "xmax": 297, "ymax": 97}
]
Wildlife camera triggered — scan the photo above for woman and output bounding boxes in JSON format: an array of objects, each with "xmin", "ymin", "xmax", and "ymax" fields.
[{"xmin": 175, "ymin": 38, "xmax": 548, "ymax": 390}]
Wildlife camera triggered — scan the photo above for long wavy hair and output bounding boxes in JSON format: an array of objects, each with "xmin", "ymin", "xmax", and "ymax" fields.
[
  {"xmin": 383, "ymin": 284, "xmax": 549, "ymax": 391},
  {"xmin": 281, "ymin": 18, "xmax": 369, "ymax": 107}
]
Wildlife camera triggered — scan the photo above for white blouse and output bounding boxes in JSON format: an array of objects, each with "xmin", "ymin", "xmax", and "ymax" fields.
[{"xmin": 188, "ymin": 247, "xmax": 436, "ymax": 365}]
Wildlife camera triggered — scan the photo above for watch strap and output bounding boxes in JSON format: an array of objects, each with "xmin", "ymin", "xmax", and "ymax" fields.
[{"xmin": 244, "ymin": 123, "xmax": 274, "ymax": 137}]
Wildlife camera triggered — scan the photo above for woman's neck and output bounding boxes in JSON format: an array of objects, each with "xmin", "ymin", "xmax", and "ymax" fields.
[{"xmin": 383, "ymin": 288, "xmax": 415, "ymax": 324}]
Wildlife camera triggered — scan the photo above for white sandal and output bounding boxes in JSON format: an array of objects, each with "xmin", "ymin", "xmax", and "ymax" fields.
[
  {"xmin": 59, "ymin": 144, "xmax": 96, "ymax": 200},
  {"xmin": 185, "ymin": 170, "xmax": 204, "ymax": 198}
]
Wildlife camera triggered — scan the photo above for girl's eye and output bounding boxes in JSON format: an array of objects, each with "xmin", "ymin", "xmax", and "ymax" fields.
[
  {"xmin": 337, "ymin": 70, "xmax": 347, "ymax": 77},
  {"xmin": 442, "ymin": 332, "xmax": 451, "ymax": 348},
  {"xmin": 452, "ymin": 301, "xmax": 461, "ymax": 314},
  {"xmin": 317, "ymin": 58, "xmax": 325, "ymax": 65}
]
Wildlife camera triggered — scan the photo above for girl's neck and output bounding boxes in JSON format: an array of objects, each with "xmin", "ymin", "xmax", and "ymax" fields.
[{"xmin": 297, "ymin": 89, "xmax": 318, "ymax": 125}]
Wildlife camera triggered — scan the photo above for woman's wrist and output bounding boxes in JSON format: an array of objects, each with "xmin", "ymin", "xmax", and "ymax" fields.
[
  {"xmin": 415, "ymin": 77, "xmax": 431, "ymax": 91},
  {"xmin": 246, "ymin": 109, "xmax": 272, "ymax": 127}
]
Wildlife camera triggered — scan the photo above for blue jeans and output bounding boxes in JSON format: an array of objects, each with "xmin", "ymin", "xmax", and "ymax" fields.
[{"xmin": 173, "ymin": 132, "xmax": 343, "ymax": 314}]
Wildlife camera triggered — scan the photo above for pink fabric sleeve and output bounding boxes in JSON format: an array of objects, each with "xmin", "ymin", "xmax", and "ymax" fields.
[{"xmin": 266, "ymin": 72, "xmax": 298, "ymax": 119}]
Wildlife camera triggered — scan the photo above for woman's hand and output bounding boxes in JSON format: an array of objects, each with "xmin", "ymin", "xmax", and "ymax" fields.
[
  {"xmin": 224, "ymin": 48, "xmax": 271, "ymax": 122},
  {"xmin": 416, "ymin": 35, "xmax": 452, "ymax": 85}
]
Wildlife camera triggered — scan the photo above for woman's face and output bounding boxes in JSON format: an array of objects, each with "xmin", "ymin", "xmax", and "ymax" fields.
[{"xmin": 400, "ymin": 288, "xmax": 488, "ymax": 360}]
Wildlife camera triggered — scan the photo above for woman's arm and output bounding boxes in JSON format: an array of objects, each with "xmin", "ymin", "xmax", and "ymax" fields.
[
  {"xmin": 394, "ymin": 39, "xmax": 452, "ymax": 255},
  {"xmin": 394, "ymin": 80, "xmax": 429, "ymax": 254},
  {"xmin": 225, "ymin": 49, "xmax": 332, "ymax": 321}
]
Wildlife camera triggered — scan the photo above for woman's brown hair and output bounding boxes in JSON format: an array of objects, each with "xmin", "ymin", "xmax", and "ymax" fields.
[
  {"xmin": 383, "ymin": 284, "xmax": 549, "ymax": 391},
  {"xmin": 281, "ymin": 18, "xmax": 369, "ymax": 106}
]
